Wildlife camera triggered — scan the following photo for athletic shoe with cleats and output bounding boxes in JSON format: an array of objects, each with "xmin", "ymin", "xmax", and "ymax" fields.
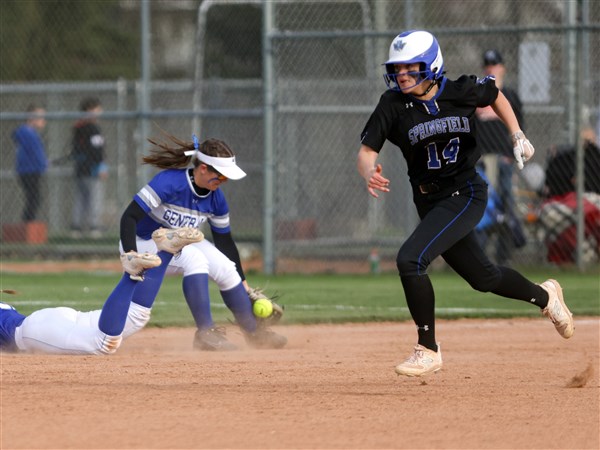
[
  {"xmin": 395, "ymin": 344, "xmax": 442, "ymax": 377},
  {"xmin": 540, "ymin": 279, "xmax": 574, "ymax": 339},
  {"xmin": 193, "ymin": 327, "xmax": 238, "ymax": 351},
  {"xmin": 120, "ymin": 251, "xmax": 162, "ymax": 281},
  {"xmin": 152, "ymin": 227, "xmax": 204, "ymax": 254},
  {"xmin": 244, "ymin": 328, "xmax": 288, "ymax": 349}
]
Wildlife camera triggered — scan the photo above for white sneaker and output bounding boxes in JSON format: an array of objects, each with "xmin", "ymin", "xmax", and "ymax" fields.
[
  {"xmin": 151, "ymin": 227, "xmax": 204, "ymax": 254},
  {"xmin": 395, "ymin": 344, "xmax": 442, "ymax": 377},
  {"xmin": 120, "ymin": 251, "xmax": 162, "ymax": 281},
  {"xmin": 540, "ymin": 279, "xmax": 574, "ymax": 339}
]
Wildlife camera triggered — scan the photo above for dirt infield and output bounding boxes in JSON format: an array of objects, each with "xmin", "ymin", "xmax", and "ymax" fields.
[
  {"xmin": 1, "ymin": 319, "xmax": 598, "ymax": 449},
  {"xmin": 0, "ymin": 256, "xmax": 400, "ymax": 275}
]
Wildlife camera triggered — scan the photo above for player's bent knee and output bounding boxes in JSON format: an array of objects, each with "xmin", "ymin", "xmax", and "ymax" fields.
[
  {"xmin": 467, "ymin": 272, "xmax": 502, "ymax": 292},
  {"xmin": 122, "ymin": 303, "xmax": 152, "ymax": 339},
  {"xmin": 396, "ymin": 253, "xmax": 425, "ymax": 277},
  {"xmin": 212, "ymin": 263, "xmax": 242, "ymax": 291}
]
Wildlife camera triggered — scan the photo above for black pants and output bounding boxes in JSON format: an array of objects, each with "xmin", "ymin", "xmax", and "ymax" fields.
[
  {"xmin": 396, "ymin": 175, "xmax": 546, "ymax": 350},
  {"xmin": 398, "ymin": 176, "xmax": 500, "ymax": 288},
  {"xmin": 18, "ymin": 173, "xmax": 42, "ymax": 222}
]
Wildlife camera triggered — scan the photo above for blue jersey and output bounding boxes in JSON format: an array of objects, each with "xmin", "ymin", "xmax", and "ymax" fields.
[
  {"xmin": 133, "ymin": 169, "xmax": 231, "ymax": 240},
  {"xmin": 0, "ymin": 303, "xmax": 26, "ymax": 351}
]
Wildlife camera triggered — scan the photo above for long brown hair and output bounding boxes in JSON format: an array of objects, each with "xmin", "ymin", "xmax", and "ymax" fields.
[{"xmin": 142, "ymin": 131, "xmax": 235, "ymax": 169}]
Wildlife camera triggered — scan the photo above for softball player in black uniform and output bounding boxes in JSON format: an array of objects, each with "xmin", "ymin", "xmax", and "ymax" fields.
[{"xmin": 357, "ymin": 30, "xmax": 574, "ymax": 377}]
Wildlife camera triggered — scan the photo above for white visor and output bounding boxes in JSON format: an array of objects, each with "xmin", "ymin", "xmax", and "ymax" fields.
[{"xmin": 184, "ymin": 150, "xmax": 247, "ymax": 180}]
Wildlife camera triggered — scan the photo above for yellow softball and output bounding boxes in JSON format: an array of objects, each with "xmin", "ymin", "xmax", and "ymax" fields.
[{"xmin": 253, "ymin": 298, "xmax": 273, "ymax": 318}]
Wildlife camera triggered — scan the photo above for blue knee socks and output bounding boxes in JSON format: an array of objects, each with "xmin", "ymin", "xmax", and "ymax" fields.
[
  {"xmin": 182, "ymin": 273, "xmax": 214, "ymax": 330},
  {"xmin": 220, "ymin": 283, "xmax": 257, "ymax": 333},
  {"xmin": 130, "ymin": 251, "xmax": 173, "ymax": 308},
  {"xmin": 99, "ymin": 251, "xmax": 173, "ymax": 336},
  {"xmin": 98, "ymin": 275, "xmax": 139, "ymax": 336}
]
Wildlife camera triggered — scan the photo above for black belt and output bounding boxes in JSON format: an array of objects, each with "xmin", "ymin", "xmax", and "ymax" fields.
[
  {"xmin": 418, "ymin": 182, "xmax": 442, "ymax": 194},
  {"xmin": 417, "ymin": 169, "xmax": 477, "ymax": 195}
]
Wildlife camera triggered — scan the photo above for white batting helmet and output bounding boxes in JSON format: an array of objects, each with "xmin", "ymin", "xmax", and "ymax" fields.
[{"xmin": 383, "ymin": 30, "xmax": 445, "ymax": 91}]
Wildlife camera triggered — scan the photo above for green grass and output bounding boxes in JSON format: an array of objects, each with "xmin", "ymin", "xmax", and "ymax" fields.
[{"xmin": 1, "ymin": 269, "xmax": 598, "ymax": 327}]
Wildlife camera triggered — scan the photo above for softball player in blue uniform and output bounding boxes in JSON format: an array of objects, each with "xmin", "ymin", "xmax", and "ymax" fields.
[
  {"xmin": 0, "ymin": 229, "xmax": 203, "ymax": 354},
  {"xmin": 357, "ymin": 30, "xmax": 574, "ymax": 377},
  {"xmin": 119, "ymin": 133, "xmax": 287, "ymax": 350}
]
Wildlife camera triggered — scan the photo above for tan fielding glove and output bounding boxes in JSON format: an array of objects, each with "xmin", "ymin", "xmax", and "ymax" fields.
[{"xmin": 247, "ymin": 286, "xmax": 284, "ymax": 325}]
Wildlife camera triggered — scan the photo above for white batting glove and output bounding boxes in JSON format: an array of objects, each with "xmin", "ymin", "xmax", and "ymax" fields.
[{"xmin": 512, "ymin": 131, "xmax": 535, "ymax": 170}]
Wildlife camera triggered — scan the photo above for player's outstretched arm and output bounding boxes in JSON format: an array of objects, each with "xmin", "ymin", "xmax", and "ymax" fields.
[{"xmin": 357, "ymin": 145, "xmax": 390, "ymax": 198}]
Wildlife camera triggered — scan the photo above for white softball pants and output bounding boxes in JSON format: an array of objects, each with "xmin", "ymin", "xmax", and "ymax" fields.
[
  {"xmin": 130, "ymin": 238, "xmax": 241, "ymax": 291},
  {"xmin": 13, "ymin": 302, "xmax": 151, "ymax": 355}
]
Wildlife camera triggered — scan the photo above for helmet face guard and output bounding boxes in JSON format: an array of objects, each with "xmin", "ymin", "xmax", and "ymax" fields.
[
  {"xmin": 383, "ymin": 66, "xmax": 429, "ymax": 92},
  {"xmin": 382, "ymin": 30, "xmax": 444, "ymax": 92}
]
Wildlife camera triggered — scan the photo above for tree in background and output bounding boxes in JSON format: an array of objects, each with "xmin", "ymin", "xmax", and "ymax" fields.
[{"xmin": 1, "ymin": 0, "xmax": 139, "ymax": 81}]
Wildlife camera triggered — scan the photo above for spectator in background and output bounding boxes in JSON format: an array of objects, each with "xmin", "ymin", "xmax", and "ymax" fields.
[
  {"xmin": 475, "ymin": 49, "xmax": 526, "ymax": 264},
  {"xmin": 12, "ymin": 104, "xmax": 48, "ymax": 222},
  {"xmin": 544, "ymin": 127, "xmax": 600, "ymax": 198},
  {"xmin": 538, "ymin": 128, "xmax": 600, "ymax": 264},
  {"xmin": 596, "ymin": 109, "xmax": 600, "ymax": 147},
  {"xmin": 70, "ymin": 97, "xmax": 107, "ymax": 239}
]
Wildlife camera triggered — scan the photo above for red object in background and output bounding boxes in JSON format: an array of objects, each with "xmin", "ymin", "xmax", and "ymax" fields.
[
  {"xmin": 543, "ymin": 192, "xmax": 600, "ymax": 264},
  {"xmin": 2, "ymin": 221, "xmax": 47, "ymax": 244}
]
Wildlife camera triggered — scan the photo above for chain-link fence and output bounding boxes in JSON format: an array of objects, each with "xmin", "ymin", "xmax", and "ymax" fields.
[{"xmin": 1, "ymin": 0, "xmax": 599, "ymax": 273}]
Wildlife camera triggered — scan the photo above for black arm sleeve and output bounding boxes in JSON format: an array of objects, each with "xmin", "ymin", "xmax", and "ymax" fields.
[
  {"xmin": 120, "ymin": 201, "xmax": 147, "ymax": 253},
  {"xmin": 212, "ymin": 231, "xmax": 246, "ymax": 282}
]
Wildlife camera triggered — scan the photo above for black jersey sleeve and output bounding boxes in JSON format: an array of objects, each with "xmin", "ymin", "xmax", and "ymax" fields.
[
  {"xmin": 473, "ymin": 75, "xmax": 499, "ymax": 108},
  {"xmin": 449, "ymin": 75, "xmax": 499, "ymax": 109},
  {"xmin": 212, "ymin": 231, "xmax": 246, "ymax": 282},
  {"xmin": 360, "ymin": 91, "xmax": 398, "ymax": 152}
]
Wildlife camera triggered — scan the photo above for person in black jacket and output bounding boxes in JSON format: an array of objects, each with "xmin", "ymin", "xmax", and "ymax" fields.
[
  {"xmin": 70, "ymin": 97, "xmax": 107, "ymax": 238},
  {"xmin": 475, "ymin": 49, "xmax": 526, "ymax": 264}
]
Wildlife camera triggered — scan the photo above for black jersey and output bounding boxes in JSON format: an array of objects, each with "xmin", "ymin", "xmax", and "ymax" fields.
[{"xmin": 361, "ymin": 75, "xmax": 499, "ymax": 187}]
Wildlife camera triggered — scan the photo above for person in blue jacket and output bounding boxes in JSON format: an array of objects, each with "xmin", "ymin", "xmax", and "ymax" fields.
[{"xmin": 12, "ymin": 104, "xmax": 48, "ymax": 222}]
